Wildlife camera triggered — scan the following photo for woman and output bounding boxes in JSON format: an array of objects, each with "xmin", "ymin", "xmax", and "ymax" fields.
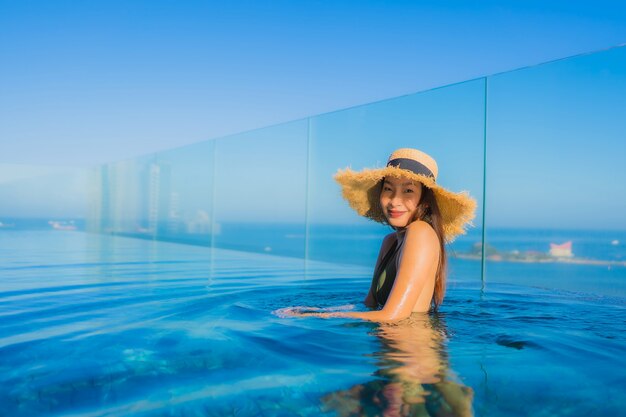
[{"xmin": 276, "ymin": 148, "xmax": 476, "ymax": 321}]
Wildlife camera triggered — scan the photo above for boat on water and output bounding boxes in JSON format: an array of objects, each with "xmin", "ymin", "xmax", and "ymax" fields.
[{"xmin": 48, "ymin": 220, "xmax": 77, "ymax": 231}]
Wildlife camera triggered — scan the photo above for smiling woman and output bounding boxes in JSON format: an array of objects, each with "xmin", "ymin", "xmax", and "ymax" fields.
[{"xmin": 274, "ymin": 148, "xmax": 477, "ymax": 321}]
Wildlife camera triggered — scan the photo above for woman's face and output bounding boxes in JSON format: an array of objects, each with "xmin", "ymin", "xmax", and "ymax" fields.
[{"xmin": 379, "ymin": 176, "xmax": 423, "ymax": 228}]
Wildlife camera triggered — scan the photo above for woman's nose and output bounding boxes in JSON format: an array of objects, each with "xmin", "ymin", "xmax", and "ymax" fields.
[{"xmin": 389, "ymin": 193, "xmax": 402, "ymax": 204}]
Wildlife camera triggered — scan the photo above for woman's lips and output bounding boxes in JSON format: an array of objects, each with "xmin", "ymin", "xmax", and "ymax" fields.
[{"xmin": 388, "ymin": 210, "xmax": 406, "ymax": 218}]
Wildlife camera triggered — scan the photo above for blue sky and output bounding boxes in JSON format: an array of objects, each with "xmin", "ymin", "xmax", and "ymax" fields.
[{"xmin": 1, "ymin": 0, "xmax": 626, "ymax": 166}]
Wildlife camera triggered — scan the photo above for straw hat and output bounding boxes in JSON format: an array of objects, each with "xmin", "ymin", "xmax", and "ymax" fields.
[{"xmin": 334, "ymin": 148, "xmax": 477, "ymax": 242}]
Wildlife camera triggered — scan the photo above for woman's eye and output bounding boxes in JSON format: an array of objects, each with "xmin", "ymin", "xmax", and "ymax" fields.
[
  {"xmin": 383, "ymin": 186, "xmax": 392, "ymax": 191},
  {"xmin": 404, "ymin": 189, "xmax": 414, "ymax": 193}
]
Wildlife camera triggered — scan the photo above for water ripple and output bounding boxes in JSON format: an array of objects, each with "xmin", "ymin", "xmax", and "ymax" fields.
[{"xmin": 1, "ymin": 232, "xmax": 624, "ymax": 417}]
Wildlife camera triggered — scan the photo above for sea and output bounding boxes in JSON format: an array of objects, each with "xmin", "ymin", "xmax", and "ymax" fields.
[{"xmin": 2, "ymin": 218, "xmax": 625, "ymax": 297}]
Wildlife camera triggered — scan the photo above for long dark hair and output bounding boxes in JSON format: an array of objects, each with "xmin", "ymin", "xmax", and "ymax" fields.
[{"xmin": 414, "ymin": 185, "xmax": 447, "ymax": 311}]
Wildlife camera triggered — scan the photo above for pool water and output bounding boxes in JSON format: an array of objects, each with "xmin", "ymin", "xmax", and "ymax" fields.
[{"xmin": 1, "ymin": 231, "xmax": 624, "ymax": 416}]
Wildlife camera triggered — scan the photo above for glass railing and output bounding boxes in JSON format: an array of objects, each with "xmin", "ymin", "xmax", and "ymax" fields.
[
  {"xmin": 484, "ymin": 45, "xmax": 626, "ymax": 297},
  {"xmin": 307, "ymin": 78, "xmax": 485, "ymax": 287},
  {"xmin": 2, "ymin": 45, "xmax": 624, "ymax": 296}
]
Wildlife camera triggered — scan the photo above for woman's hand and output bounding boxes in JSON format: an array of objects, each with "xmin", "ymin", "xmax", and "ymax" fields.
[{"xmin": 273, "ymin": 304, "xmax": 355, "ymax": 318}]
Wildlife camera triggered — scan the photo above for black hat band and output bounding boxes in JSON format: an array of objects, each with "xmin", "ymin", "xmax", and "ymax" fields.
[{"xmin": 386, "ymin": 158, "xmax": 435, "ymax": 180}]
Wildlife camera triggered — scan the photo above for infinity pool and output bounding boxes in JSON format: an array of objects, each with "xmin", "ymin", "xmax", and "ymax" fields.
[{"xmin": 1, "ymin": 231, "xmax": 624, "ymax": 416}]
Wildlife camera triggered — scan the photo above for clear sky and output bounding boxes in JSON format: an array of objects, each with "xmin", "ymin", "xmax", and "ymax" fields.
[{"xmin": 1, "ymin": 0, "xmax": 626, "ymax": 166}]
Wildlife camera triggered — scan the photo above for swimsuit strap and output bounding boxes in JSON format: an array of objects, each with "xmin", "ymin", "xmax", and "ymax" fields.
[{"xmin": 371, "ymin": 240, "xmax": 403, "ymax": 307}]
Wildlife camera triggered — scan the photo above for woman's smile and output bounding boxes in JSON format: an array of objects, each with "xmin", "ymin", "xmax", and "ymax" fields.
[{"xmin": 387, "ymin": 209, "xmax": 408, "ymax": 218}]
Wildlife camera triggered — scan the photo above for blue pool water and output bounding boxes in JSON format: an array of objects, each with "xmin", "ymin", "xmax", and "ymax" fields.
[{"xmin": 0, "ymin": 231, "xmax": 624, "ymax": 416}]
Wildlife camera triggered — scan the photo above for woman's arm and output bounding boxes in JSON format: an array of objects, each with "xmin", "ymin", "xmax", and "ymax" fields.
[
  {"xmin": 275, "ymin": 232, "xmax": 392, "ymax": 317},
  {"xmin": 308, "ymin": 221, "xmax": 440, "ymax": 322}
]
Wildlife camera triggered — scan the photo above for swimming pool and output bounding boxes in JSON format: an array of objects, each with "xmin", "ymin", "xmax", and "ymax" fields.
[{"xmin": 1, "ymin": 231, "xmax": 624, "ymax": 416}]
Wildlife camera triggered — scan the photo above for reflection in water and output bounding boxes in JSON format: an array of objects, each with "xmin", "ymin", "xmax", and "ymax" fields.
[{"xmin": 321, "ymin": 314, "xmax": 473, "ymax": 417}]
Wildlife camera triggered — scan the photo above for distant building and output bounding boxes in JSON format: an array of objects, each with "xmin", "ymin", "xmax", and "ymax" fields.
[
  {"xmin": 549, "ymin": 241, "xmax": 573, "ymax": 258},
  {"xmin": 147, "ymin": 163, "xmax": 161, "ymax": 235},
  {"xmin": 187, "ymin": 209, "xmax": 213, "ymax": 235},
  {"xmin": 167, "ymin": 191, "xmax": 181, "ymax": 235}
]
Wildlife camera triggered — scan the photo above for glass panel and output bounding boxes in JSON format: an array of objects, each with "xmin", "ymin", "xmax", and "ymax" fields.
[
  {"xmin": 307, "ymin": 79, "xmax": 486, "ymax": 286},
  {"xmin": 212, "ymin": 120, "xmax": 308, "ymax": 259},
  {"xmin": 485, "ymin": 45, "xmax": 626, "ymax": 297},
  {"xmin": 88, "ymin": 143, "xmax": 215, "ymax": 247},
  {"xmin": 0, "ymin": 163, "xmax": 88, "ymax": 231},
  {"xmin": 153, "ymin": 141, "xmax": 215, "ymax": 246},
  {"xmin": 91, "ymin": 154, "xmax": 157, "ymax": 240}
]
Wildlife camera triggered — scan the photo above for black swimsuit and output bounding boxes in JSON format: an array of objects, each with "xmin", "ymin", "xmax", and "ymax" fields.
[{"xmin": 370, "ymin": 240, "xmax": 403, "ymax": 307}]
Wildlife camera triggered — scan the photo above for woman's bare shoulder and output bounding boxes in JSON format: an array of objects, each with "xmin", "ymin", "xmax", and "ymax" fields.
[
  {"xmin": 399, "ymin": 221, "xmax": 440, "ymax": 271},
  {"xmin": 405, "ymin": 220, "xmax": 439, "ymax": 244}
]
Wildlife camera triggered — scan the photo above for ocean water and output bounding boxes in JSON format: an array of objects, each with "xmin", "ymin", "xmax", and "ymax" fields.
[
  {"xmin": 221, "ymin": 224, "xmax": 626, "ymax": 297},
  {"xmin": 0, "ymin": 230, "xmax": 624, "ymax": 417},
  {"xmin": 5, "ymin": 217, "xmax": 625, "ymax": 264}
]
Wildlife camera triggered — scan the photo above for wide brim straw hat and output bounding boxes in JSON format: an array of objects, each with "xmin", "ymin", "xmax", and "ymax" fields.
[{"xmin": 334, "ymin": 148, "xmax": 477, "ymax": 243}]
